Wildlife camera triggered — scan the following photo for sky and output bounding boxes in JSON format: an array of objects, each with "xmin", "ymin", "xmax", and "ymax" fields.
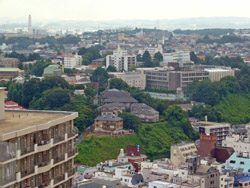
[{"xmin": 0, "ymin": 0, "xmax": 250, "ymax": 21}]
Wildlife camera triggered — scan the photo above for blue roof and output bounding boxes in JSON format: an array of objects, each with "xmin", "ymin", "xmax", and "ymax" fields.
[{"xmin": 235, "ymin": 176, "xmax": 250, "ymax": 182}]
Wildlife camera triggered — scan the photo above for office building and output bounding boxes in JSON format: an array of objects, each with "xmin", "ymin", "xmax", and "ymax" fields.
[
  {"xmin": 0, "ymin": 87, "xmax": 79, "ymax": 188},
  {"xmin": 106, "ymin": 46, "xmax": 136, "ymax": 72}
]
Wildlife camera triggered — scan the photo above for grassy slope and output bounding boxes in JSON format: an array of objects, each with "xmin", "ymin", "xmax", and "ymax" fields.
[
  {"xmin": 215, "ymin": 94, "xmax": 250, "ymax": 124},
  {"xmin": 75, "ymin": 121, "xmax": 190, "ymax": 166}
]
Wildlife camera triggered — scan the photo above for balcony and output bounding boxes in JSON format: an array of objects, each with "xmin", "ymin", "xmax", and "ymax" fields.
[
  {"xmin": 21, "ymin": 168, "xmax": 35, "ymax": 178},
  {"xmin": 37, "ymin": 180, "xmax": 51, "ymax": 188},
  {"xmin": 68, "ymin": 148, "xmax": 78, "ymax": 158},
  {"xmin": 37, "ymin": 160, "xmax": 52, "ymax": 174},
  {"xmin": 0, "ymin": 174, "xmax": 16, "ymax": 186},
  {"xmin": 21, "ymin": 145, "xmax": 35, "ymax": 156},
  {"xmin": 37, "ymin": 140, "xmax": 52, "ymax": 153},
  {"xmin": 68, "ymin": 127, "xmax": 78, "ymax": 138},
  {"xmin": 54, "ymin": 174, "xmax": 65, "ymax": 185},
  {"xmin": 53, "ymin": 135, "xmax": 65, "ymax": 144},
  {"xmin": 54, "ymin": 155, "xmax": 65, "ymax": 164},
  {"xmin": 67, "ymin": 167, "xmax": 76, "ymax": 177}
]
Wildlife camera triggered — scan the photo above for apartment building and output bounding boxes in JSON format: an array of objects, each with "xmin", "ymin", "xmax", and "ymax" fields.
[
  {"xmin": 225, "ymin": 152, "xmax": 250, "ymax": 175},
  {"xmin": 109, "ymin": 71, "xmax": 146, "ymax": 90},
  {"xmin": 63, "ymin": 54, "xmax": 82, "ymax": 69},
  {"xmin": 0, "ymin": 68, "xmax": 24, "ymax": 79},
  {"xmin": 170, "ymin": 142, "xmax": 197, "ymax": 168},
  {"xmin": 0, "ymin": 58, "xmax": 19, "ymax": 68},
  {"xmin": 0, "ymin": 87, "xmax": 79, "ymax": 188},
  {"xmin": 198, "ymin": 121, "xmax": 230, "ymax": 146},
  {"xmin": 106, "ymin": 46, "xmax": 136, "ymax": 72},
  {"xmin": 163, "ymin": 51, "xmax": 190, "ymax": 63}
]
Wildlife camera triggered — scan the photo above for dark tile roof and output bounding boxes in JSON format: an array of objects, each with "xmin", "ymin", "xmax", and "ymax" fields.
[
  {"xmin": 131, "ymin": 103, "xmax": 158, "ymax": 116},
  {"xmin": 101, "ymin": 89, "xmax": 138, "ymax": 103},
  {"xmin": 95, "ymin": 114, "xmax": 123, "ymax": 122}
]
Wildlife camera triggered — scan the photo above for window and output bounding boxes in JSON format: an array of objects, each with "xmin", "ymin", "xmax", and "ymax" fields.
[
  {"xmin": 240, "ymin": 161, "xmax": 245, "ymax": 165},
  {"xmin": 229, "ymin": 160, "xmax": 236, "ymax": 164}
]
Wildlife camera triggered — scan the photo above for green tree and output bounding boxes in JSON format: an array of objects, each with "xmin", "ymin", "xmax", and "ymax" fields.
[
  {"xmin": 154, "ymin": 52, "xmax": 163, "ymax": 61},
  {"xmin": 129, "ymin": 65, "xmax": 137, "ymax": 71},
  {"xmin": 90, "ymin": 67, "xmax": 109, "ymax": 86},
  {"xmin": 118, "ymin": 112, "xmax": 142, "ymax": 131},
  {"xmin": 142, "ymin": 51, "xmax": 152, "ymax": 67},
  {"xmin": 84, "ymin": 85, "xmax": 96, "ymax": 98},
  {"xmin": 109, "ymin": 78, "xmax": 129, "ymax": 90},
  {"xmin": 190, "ymin": 51, "xmax": 200, "ymax": 64},
  {"xmin": 106, "ymin": 66, "xmax": 117, "ymax": 72}
]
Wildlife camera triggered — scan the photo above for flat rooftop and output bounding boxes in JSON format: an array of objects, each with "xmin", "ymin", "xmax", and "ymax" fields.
[{"xmin": 0, "ymin": 110, "xmax": 76, "ymax": 135}]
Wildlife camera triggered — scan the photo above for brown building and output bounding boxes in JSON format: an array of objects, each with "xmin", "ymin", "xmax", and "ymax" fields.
[
  {"xmin": 91, "ymin": 58, "xmax": 105, "ymax": 66},
  {"xmin": 0, "ymin": 68, "xmax": 24, "ymax": 79},
  {"xmin": 94, "ymin": 115, "xmax": 123, "ymax": 133},
  {"xmin": 198, "ymin": 134, "xmax": 217, "ymax": 158},
  {"xmin": 0, "ymin": 87, "xmax": 79, "ymax": 188},
  {"xmin": 0, "ymin": 58, "xmax": 19, "ymax": 68}
]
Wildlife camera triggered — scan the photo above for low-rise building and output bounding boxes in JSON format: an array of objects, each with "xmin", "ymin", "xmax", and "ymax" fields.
[
  {"xmin": 170, "ymin": 142, "xmax": 198, "ymax": 168},
  {"xmin": 109, "ymin": 71, "xmax": 146, "ymax": 90},
  {"xmin": 198, "ymin": 121, "xmax": 231, "ymax": 146},
  {"xmin": 225, "ymin": 152, "xmax": 250, "ymax": 175},
  {"xmin": 94, "ymin": 114, "xmax": 123, "ymax": 133},
  {"xmin": 130, "ymin": 103, "xmax": 159, "ymax": 122},
  {"xmin": 0, "ymin": 67, "xmax": 24, "ymax": 79},
  {"xmin": 63, "ymin": 54, "xmax": 82, "ymax": 69},
  {"xmin": 0, "ymin": 58, "xmax": 19, "ymax": 68},
  {"xmin": 43, "ymin": 64, "xmax": 62, "ymax": 77}
]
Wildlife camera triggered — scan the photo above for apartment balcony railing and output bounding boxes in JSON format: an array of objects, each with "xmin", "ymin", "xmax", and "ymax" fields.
[
  {"xmin": 54, "ymin": 155, "xmax": 65, "ymax": 164},
  {"xmin": 21, "ymin": 145, "xmax": 35, "ymax": 156},
  {"xmin": 68, "ymin": 167, "xmax": 76, "ymax": 177},
  {"xmin": 38, "ymin": 160, "xmax": 51, "ymax": 168},
  {"xmin": 68, "ymin": 127, "xmax": 78, "ymax": 138},
  {"xmin": 37, "ymin": 180, "xmax": 51, "ymax": 188},
  {"xmin": 0, "ymin": 174, "xmax": 16, "ymax": 186},
  {"xmin": 21, "ymin": 168, "xmax": 35, "ymax": 178},
  {"xmin": 38, "ymin": 139, "xmax": 51, "ymax": 146},
  {"xmin": 54, "ymin": 174, "xmax": 65, "ymax": 185},
  {"xmin": 53, "ymin": 135, "xmax": 65, "ymax": 144},
  {"xmin": 68, "ymin": 148, "xmax": 78, "ymax": 158}
]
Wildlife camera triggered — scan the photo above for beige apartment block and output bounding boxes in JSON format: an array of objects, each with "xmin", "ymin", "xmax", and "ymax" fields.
[
  {"xmin": 109, "ymin": 71, "xmax": 146, "ymax": 90},
  {"xmin": 0, "ymin": 87, "xmax": 79, "ymax": 188},
  {"xmin": 170, "ymin": 142, "xmax": 198, "ymax": 168}
]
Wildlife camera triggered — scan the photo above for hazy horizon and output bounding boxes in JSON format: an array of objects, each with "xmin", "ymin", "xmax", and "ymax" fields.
[{"xmin": 0, "ymin": 0, "xmax": 250, "ymax": 21}]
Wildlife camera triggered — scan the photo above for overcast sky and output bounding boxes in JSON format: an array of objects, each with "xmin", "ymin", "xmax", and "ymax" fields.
[{"xmin": 0, "ymin": 0, "xmax": 250, "ymax": 21}]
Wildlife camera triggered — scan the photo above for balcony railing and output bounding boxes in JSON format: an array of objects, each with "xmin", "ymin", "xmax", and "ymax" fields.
[
  {"xmin": 21, "ymin": 168, "xmax": 34, "ymax": 178},
  {"xmin": 68, "ymin": 127, "xmax": 78, "ymax": 138},
  {"xmin": 54, "ymin": 155, "xmax": 65, "ymax": 164},
  {"xmin": 54, "ymin": 174, "xmax": 65, "ymax": 185},
  {"xmin": 53, "ymin": 135, "xmax": 65, "ymax": 144},
  {"xmin": 68, "ymin": 148, "xmax": 78, "ymax": 158},
  {"xmin": 21, "ymin": 145, "xmax": 35, "ymax": 155},
  {"xmin": 37, "ymin": 180, "xmax": 51, "ymax": 188},
  {"xmin": 68, "ymin": 167, "xmax": 76, "ymax": 177},
  {"xmin": 38, "ymin": 160, "xmax": 50, "ymax": 168},
  {"xmin": 0, "ymin": 174, "xmax": 16, "ymax": 185},
  {"xmin": 38, "ymin": 139, "xmax": 50, "ymax": 146}
]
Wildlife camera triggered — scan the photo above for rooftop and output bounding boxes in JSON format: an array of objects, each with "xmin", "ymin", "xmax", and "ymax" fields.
[{"xmin": 0, "ymin": 110, "xmax": 77, "ymax": 136}]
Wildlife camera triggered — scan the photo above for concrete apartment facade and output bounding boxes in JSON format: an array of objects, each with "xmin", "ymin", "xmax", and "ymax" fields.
[
  {"xmin": 106, "ymin": 46, "xmax": 136, "ymax": 72},
  {"xmin": 198, "ymin": 121, "xmax": 230, "ymax": 146},
  {"xmin": 0, "ymin": 88, "xmax": 79, "ymax": 188},
  {"xmin": 170, "ymin": 142, "xmax": 197, "ymax": 168},
  {"xmin": 63, "ymin": 54, "xmax": 82, "ymax": 69},
  {"xmin": 109, "ymin": 71, "xmax": 146, "ymax": 90},
  {"xmin": 0, "ymin": 58, "xmax": 19, "ymax": 68}
]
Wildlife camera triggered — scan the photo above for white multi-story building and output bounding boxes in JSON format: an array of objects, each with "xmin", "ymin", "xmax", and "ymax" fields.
[
  {"xmin": 139, "ymin": 45, "xmax": 163, "ymax": 59},
  {"xmin": 106, "ymin": 46, "xmax": 136, "ymax": 72},
  {"xmin": 222, "ymin": 124, "xmax": 250, "ymax": 153},
  {"xmin": 63, "ymin": 54, "xmax": 82, "ymax": 69},
  {"xmin": 163, "ymin": 51, "xmax": 190, "ymax": 63}
]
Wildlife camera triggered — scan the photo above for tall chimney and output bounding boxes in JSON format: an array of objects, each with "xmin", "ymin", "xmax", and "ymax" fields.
[{"xmin": 0, "ymin": 87, "xmax": 6, "ymax": 121}]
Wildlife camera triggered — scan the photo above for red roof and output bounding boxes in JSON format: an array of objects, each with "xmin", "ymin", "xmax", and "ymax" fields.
[
  {"xmin": 198, "ymin": 56, "xmax": 206, "ymax": 60},
  {"xmin": 5, "ymin": 101, "xmax": 18, "ymax": 105},
  {"xmin": 4, "ymin": 91, "xmax": 8, "ymax": 94}
]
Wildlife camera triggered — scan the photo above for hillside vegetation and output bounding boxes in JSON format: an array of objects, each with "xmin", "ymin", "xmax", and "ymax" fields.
[{"xmin": 75, "ymin": 105, "xmax": 198, "ymax": 166}]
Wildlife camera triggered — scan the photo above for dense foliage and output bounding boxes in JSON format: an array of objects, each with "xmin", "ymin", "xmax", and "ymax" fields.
[
  {"xmin": 118, "ymin": 112, "xmax": 142, "ymax": 131},
  {"xmin": 173, "ymin": 29, "xmax": 235, "ymax": 36},
  {"xmin": 187, "ymin": 66, "xmax": 250, "ymax": 124}
]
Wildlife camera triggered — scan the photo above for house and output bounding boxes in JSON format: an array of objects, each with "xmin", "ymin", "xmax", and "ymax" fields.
[
  {"xmin": 130, "ymin": 103, "xmax": 159, "ymax": 122},
  {"xmin": 94, "ymin": 114, "xmax": 123, "ymax": 133},
  {"xmin": 5, "ymin": 101, "xmax": 26, "ymax": 110},
  {"xmin": 101, "ymin": 103, "xmax": 126, "ymax": 116},
  {"xmin": 101, "ymin": 89, "xmax": 138, "ymax": 107}
]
